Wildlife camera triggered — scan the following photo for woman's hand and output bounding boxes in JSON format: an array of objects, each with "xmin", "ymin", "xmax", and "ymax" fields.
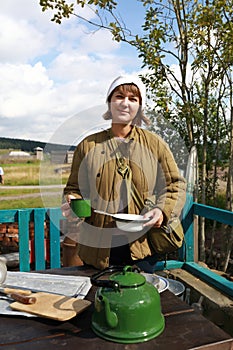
[
  {"xmin": 143, "ymin": 207, "xmax": 164, "ymax": 228},
  {"xmin": 61, "ymin": 194, "xmax": 76, "ymax": 220}
]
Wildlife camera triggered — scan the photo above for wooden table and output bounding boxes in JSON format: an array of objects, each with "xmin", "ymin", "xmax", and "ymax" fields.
[{"xmin": 0, "ymin": 266, "xmax": 232, "ymax": 350}]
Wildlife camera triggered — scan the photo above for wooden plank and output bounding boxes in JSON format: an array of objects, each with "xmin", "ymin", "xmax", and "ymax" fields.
[
  {"xmin": 34, "ymin": 208, "xmax": 46, "ymax": 271},
  {"xmin": 0, "ymin": 209, "xmax": 18, "ymax": 223},
  {"xmin": 48, "ymin": 208, "xmax": 62, "ymax": 269},
  {"xmin": 1, "ymin": 268, "xmax": 231, "ymax": 350},
  {"xmin": 183, "ymin": 262, "xmax": 233, "ymax": 298},
  {"xmin": 18, "ymin": 210, "xmax": 30, "ymax": 272},
  {"xmin": 10, "ymin": 292, "xmax": 91, "ymax": 321},
  {"xmin": 190, "ymin": 338, "xmax": 233, "ymax": 350},
  {"xmin": 193, "ymin": 203, "xmax": 233, "ymax": 226},
  {"xmin": 153, "ymin": 260, "xmax": 184, "ymax": 271},
  {"xmin": 181, "ymin": 193, "xmax": 195, "ymax": 262}
]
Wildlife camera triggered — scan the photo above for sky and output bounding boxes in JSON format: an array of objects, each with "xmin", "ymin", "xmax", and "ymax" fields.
[{"xmin": 0, "ymin": 0, "xmax": 146, "ymax": 145}]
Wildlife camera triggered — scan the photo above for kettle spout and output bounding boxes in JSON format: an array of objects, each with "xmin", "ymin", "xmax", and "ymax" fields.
[{"xmin": 99, "ymin": 295, "xmax": 118, "ymax": 328}]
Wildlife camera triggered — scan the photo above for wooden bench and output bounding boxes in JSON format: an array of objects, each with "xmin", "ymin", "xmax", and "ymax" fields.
[
  {"xmin": 0, "ymin": 194, "xmax": 232, "ymax": 298},
  {"xmin": 0, "ymin": 207, "xmax": 62, "ymax": 271}
]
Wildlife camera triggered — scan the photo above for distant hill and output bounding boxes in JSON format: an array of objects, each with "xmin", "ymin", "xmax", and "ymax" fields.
[{"xmin": 0, "ymin": 137, "xmax": 75, "ymax": 153}]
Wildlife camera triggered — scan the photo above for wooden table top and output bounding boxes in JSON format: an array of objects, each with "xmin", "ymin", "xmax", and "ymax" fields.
[{"xmin": 0, "ymin": 266, "xmax": 232, "ymax": 350}]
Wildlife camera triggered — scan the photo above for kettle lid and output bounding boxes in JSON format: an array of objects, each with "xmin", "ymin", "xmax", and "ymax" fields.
[{"xmin": 110, "ymin": 266, "xmax": 145, "ymax": 288}]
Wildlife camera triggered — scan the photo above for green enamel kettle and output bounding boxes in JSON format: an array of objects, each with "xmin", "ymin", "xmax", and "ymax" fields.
[{"xmin": 91, "ymin": 265, "xmax": 165, "ymax": 343}]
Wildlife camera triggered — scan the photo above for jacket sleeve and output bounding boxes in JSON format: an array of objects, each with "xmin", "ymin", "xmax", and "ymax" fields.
[
  {"xmin": 155, "ymin": 142, "xmax": 187, "ymax": 222},
  {"xmin": 63, "ymin": 140, "xmax": 90, "ymax": 201}
]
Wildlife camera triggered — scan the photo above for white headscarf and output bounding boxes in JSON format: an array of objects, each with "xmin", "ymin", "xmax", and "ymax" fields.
[{"xmin": 106, "ymin": 75, "xmax": 146, "ymax": 108}]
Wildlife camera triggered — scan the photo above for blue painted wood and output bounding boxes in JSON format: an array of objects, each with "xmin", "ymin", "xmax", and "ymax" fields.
[
  {"xmin": 0, "ymin": 208, "xmax": 61, "ymax": 271},
  {"xmin": 34, "ymin": 208, "xmax": 46, "ymax": 270},
  {"xmin": 49, "ymin": 208, "xmax": 62, "ymax": 268},
  {"xmin": 193, "ymin": 203, "xmax": 233, "ymax": 225},
  {"xmin": 1, "ymin": 199, "xmax": 232, "ymax": 300},
  {"xmin": 18, "ymin": 210, "xmax": 30, "ymax": 272},
  {"xmin": 180, "ymin": 193, "xmax": 195, "ymax": 262},
  {"xmin": 0, "ymin": 209, "xmax": 18, "ymax": 223},
  {"xmin": 184, "ymin": 262, "xmax": 233, "ymax": 298},
  {"xmin": 153, "ymin": 260, "xmax": 184, "ymax": 271}
]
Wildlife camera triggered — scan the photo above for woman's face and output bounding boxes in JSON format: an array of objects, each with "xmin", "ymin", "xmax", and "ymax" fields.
[{"xmin": 109, "ymin": 85, "xmax": 140, "ymax": 125}]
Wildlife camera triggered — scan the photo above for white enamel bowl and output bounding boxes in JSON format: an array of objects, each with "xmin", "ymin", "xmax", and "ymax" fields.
[
  {"xmin": 114, "ymin": 213, "xmax": 149, "ymax": 232},
  {"xmin": 94, "ymin": 210, "xmax": 150, "ymax": 232}
]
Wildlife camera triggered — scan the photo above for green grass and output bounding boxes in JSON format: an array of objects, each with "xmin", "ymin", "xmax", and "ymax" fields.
[
  {"xmin": 0, "ymin": 159, "xmax": 69, "ymax": 209},
  {"xmin": 0, "ymin": 188, "xmax": 40, "ymax": 195},
  {"xmin": 3, "ymin": 160, "xmax": 69, "ymax": 185},
  {"xmin": 0, "ymin": 194, "xmax": 63, "ymax": 210},
  {"xmin": 0, "ymin": 188, "xmax": 63, "ymax": 209}
]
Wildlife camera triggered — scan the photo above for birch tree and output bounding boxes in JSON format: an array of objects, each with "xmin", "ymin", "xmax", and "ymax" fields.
[{"xmin": 39, "ymin": 0, "xmax": 233, "ymax": 267}]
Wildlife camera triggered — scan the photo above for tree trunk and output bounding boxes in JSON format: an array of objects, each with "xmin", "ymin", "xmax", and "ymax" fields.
[{"xmin": 222, "ymin": 77, "xmax": 233, "ymax": 272}]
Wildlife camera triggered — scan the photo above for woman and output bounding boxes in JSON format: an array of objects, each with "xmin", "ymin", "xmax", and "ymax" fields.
[{"xmin": 62, "ymin": 75, "xmax": 186, "ymax": 270}]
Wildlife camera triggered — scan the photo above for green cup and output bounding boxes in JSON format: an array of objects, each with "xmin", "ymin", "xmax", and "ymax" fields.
[{"xmin": 70, "ymin": 199, "xmax": 91, "ymax": 218}]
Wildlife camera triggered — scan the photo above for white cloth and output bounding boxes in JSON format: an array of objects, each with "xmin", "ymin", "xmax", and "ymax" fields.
[
  {"xmin": 106, "ymin": 75, "xmax": 146, "ymax": 107},
  {"xmin": 0, "ymin": 167, "xmax": 4, "ymax": 175}
]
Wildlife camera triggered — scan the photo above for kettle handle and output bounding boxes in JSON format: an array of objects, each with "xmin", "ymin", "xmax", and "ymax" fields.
[{"xmin": 90, "ymin": 265, "xmax": 140, "ymax": 290}]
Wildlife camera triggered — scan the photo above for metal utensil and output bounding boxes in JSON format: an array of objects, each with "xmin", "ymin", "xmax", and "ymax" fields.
[
  {"xmin": 94, "ymin": 210, "xmax": 150, "ymax": 222},
  {"xmin": 72, "ymin": 281, "xmax": 88, "ymax": 298},
  {"xmin": 0, "ymin": 260, "xmax": 7, "ymax": 284},
  {"xmin": 94, "ymin": 209, "xmax": 115, "ymax": 218}
]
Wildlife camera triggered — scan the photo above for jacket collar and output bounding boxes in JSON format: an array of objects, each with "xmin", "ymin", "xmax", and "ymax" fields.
[{"xmin": 108, "ymin": 125, "xmax": 137, "ymax": 143}]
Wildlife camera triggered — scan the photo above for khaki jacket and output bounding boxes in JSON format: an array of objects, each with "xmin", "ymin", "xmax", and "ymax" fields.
[{"xmin": 64, "ymin": 126, "xmax": 186, "ymax": 269}]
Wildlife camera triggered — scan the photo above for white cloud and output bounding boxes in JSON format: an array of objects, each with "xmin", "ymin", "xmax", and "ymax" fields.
[
  {"xmin": 0, "ymin": 0, "xmax": 144, "ymax": 143},
  {"xmin": 0, "ymin": 62, "xmax": 54, "ymax": 117},
  {"xmin": 0, "ymin": 15, "xmax": 45, "ymax": 63}
]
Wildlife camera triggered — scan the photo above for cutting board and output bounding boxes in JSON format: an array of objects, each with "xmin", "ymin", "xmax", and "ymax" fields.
[{"xmin": 10, "ymin": 292, "xmax": 91, "ymax": 321}]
